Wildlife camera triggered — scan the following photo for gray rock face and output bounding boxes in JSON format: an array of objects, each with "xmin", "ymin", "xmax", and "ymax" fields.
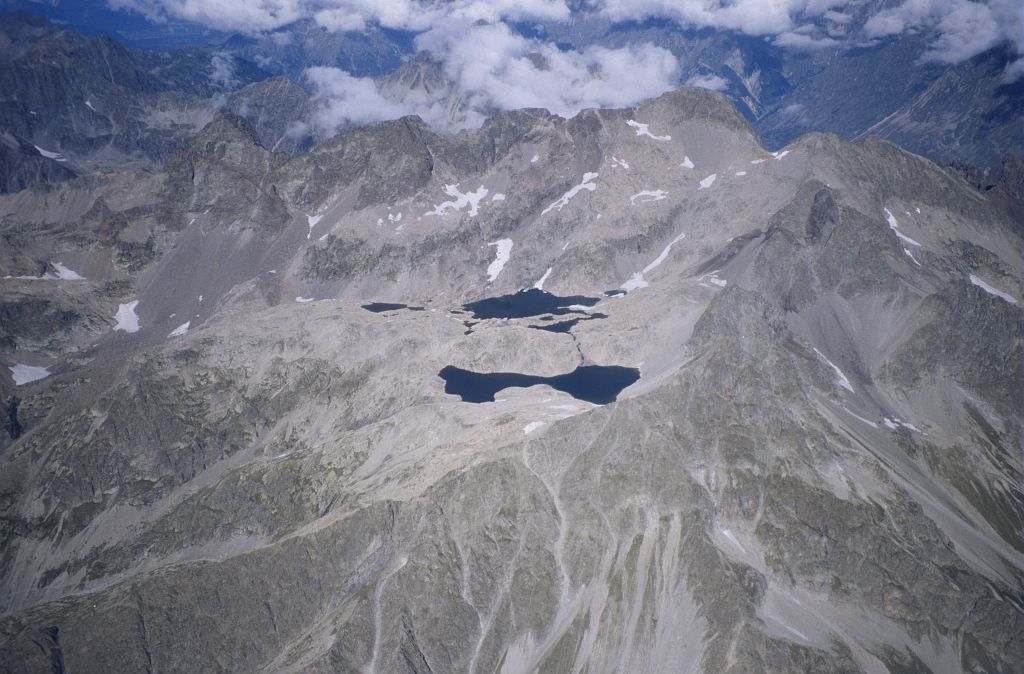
[
  {"xmin": 0, "ymin": 86, "xmax": 1021, "ymax": 673},
  {"xmin": 0, "ymin": 133, "xmax": 77, "ymax": 193},
  {"xmin": 226, "ymin": 77, "xmax": 316, "ymax": 155},
  {"xmin": 0, "ymin": 12, "xmax": 271, "ymax": 191}
]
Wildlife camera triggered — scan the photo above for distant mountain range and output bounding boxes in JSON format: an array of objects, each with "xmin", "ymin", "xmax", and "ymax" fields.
[{"xmin": 0, "ymin": 7, "xmax": 1020, "ymax": 197}]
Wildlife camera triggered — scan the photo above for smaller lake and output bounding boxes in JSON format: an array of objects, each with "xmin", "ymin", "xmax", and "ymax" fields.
[
  {"xmin": 462, "ymin": 289, "xmax": 601, "ymax": 319},
  {"xmin": 529, "ymin": 313, "xmax": 608, "ymax": 333},
  {"xmin": 361, "ymin": 302, "xmax": 424, "ymax": 313},
  {"xmin": 439, "ymin": 364, "xmax": 640, "ymax": 405}
]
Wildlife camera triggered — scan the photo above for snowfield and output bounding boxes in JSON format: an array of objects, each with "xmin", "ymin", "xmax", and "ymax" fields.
[{"xmin": 487, "ymin": 239, "xmax": 513, "ymax": 282}]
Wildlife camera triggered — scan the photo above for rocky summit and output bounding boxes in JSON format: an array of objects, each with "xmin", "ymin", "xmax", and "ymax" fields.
[{"xmin": 0, "ymin": 86, "xmax": 1022, "ymax": 673}]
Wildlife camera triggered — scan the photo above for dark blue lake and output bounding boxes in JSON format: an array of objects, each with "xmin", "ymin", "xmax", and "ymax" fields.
[
  {"xmin": 439, "ymin": 364, "xmax": 640, "ymax": 405},
  {"xmin": 529, "ymin": 313, "xmax": 608, "ymax": 333},
  {"xmin": 362, "ymin": 302, "xmax": 408, "ymax": 312},
  {"xmin": 362, "ymin": 302, "xmax": 424, "ymax": 313},
  {"xmin": 462, "ymin": 289, "xmax": 600, "ymax": 319}
]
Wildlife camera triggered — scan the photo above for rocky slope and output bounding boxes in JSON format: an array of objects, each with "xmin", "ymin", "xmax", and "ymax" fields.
[
  {"xmin": 0, "ymin": 12, "xmax": 270, "ymax": 191},
  {"xmin": 0, "ymin": 87, "xmax": 1021, "ymax": 673}
]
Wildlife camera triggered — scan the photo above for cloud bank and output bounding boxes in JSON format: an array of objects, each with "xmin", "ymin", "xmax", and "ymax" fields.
[
  {"xmin": 864, "ymin": 0, "xmax": 1023, "ymax": 64},
  {"xmin": 308, "ymin": 20, "xmax": 681, "ymax": 134},
  {"xmin": 110, "ymin": 0, "xmax": 1024, "ymax": 126},
  {"xmin": 592, "ymin": 0, "xmax": 847, "ymax": 36},
  {"xmin": 108, "ymin": 0, "xmax": 571, "ymax": 33},
  {"xmin": 113, "ymin": 0, "xmax": 1023, "ymax": 64}
]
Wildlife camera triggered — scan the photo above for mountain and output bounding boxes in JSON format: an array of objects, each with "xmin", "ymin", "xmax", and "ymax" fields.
[
  {"xmin": 0, "ymin": 0, "xmax": 227, "ymax": 50},
  {"xmin": 0, "ymin": 133, "xmax": 76, "ymax": 193},
  {"xmin": 226, "ymin": 77, "xmax": 317, "ymax": 155},
  {"xmin": 0, "ymin": 12, "xmax": 271, "ymax": 190},
  {"xmin": 1, "ymin": 88, "xmax": 1021, "ymax": 672},
  {"xmin": 220, "ymin": 18, "xmax": 413, "ymax": 79},
  {"xmin": 539, "ymin": 9, "xmax": 1024, "ymax": 172},
  {"xmin": 3, "ymin": 8, "xmax": 1020, "ymax": 200}
]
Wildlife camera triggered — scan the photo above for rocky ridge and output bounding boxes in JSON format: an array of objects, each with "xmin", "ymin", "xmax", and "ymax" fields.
[{"xmin": 0, "ymin": 86, "xmax": 1021, "ymax": 672}]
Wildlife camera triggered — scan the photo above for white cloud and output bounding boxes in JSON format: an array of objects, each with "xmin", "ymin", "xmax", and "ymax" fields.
[
  {"xmin": 306, "ymin": 67, "xmax": 420, "ymax": 128},
  {"xmin": 110, "ymin": 0, "xmax": 569, "ymax": 34},
  {"xmin": 108, "ymin": 0, "xmax": 304, "ymax": 32},
  {"xmin": 685, "ymin": 74, "xmax": 728, "ymax": 91},
  {"xmin": 110, "ymin": 0, "xmax": 1022, "ymax": 70},
  {"xmin": 591, "ymin": 0, "xmax": 847, "ymax": 36},
  {"xmin": 822, "ymin": 10, "xmax": 852, "ymax": 24},
  {"xmin": 593, "ymin": 0, "xmax": 1020, "ymax": 63},
  {"xmin": 1004, "ymin": 57, "xmax": 1024, "ymax": 82},
  {"xmin": 307, "ymin": 20, "xmax": 680, "ymax": 135},
  {"xmin": 420, "ymin": 22, "xmax": 679, "ymax": 114},
  {"xmin": 864, "ymin": 0, "xmax": 1023, "ymax": 63},
  {"xmin": 773, "ymin": 31, "xmax": 840, "ymax": 51},
  {"xmin": 210, "ymin": 53, "xmax": 237, "ymax": 87}
]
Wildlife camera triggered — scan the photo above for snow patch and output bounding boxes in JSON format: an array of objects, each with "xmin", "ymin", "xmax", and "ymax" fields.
[
  {"xmin": 697, "ymin": 270, "xmax": 727, "ymax": 288},
  {"xmin": 772, "ymin": 150, "xmax": 790, "ymax": 160},
  {"xmin": 52, "ymin": 262, "xmax": 85, "ymax": 280},
  {"xmin": 698, "ymin": 174, "xmax": 717, "ymax": 190},
  {"xmin": 34, "ymin": 146, "xmax": 66, "ymax": 161},
  {"xmin": 750, "ymin": 158, "xmax": 767, "ymax": 164},
  {"xmin": 903, "ymin": 248, "xmax": 922, "ymax": 266},
  {"xmin": 813, "ymin": 348, "xmax": 854, "ymax": 393},
  {"xmin": 523, "ymin": 421, "xmax": 544, "ymax": 435},
  {"xmin": 85, "ymin": 100, "xmax": 95, "ymax": 111},
  {"xmin": 630, "ymin": 189, "xmax": 668, "ymax": 205},
  {"xmin": 10, "ymin": 364, "xmax": 50, "ymax": 385},
  {"xmin": 969, "ymin": 274, "xmax": 1017, "ymax": 304},
  {"xmin": 884, "ymin": 208, "xmax": 921, "ymax": 247},
  {"xmin": 621, "ymin": 232, "xmax": 686, "ymax": 292},
  {"xmin": 114, "ymin": 301, "xmax": 140, "ymax": 333},
  {"xmin": 427, "ymin": 184, "xmax": 488, "ymax": 217},
  {"xmin": 644, "ymin": 233, "xmax": 686, "ymax": 274},
  {"xmin": 843, "ymin": 409, "xmax": 878, "ymax": 428},
  {"xmin": 168, "ymin": 321, "xmax": 190, "ymax": 337},
  {"xmin": 295, "ymin": 297, "xmax": 314, "ymax": 303},
  {"xmin": 611, "ymin": 156, "xmax": 630, "ymax": 169},
  {"xmin": 491, "ymin": 193, "xmax": 506, "ymax": 202},
  {"xmin": 621, "ymin": 272, "xmax": 649, "ymax": 292},
  {"xmin": 734, "ymin": 171, "xmax": 747, "ymax": 176},
  {"xmin": 542, "ymin": 173, "xmax": 598, "ymax": 215},
  {"xmin": 680, "ymin": 156, "xmax": 694, "ymax": 169},
  {"xmin": 721, "ymin": 529, "xmax": 746, "ymax": 554},
  {"xmin": 530, "ymin": 154, "xmax": 539, "ymax": 163},
  {"xmin": 534, "ymin": 267, "xmax": 553, "ymax": 290},
  {"xmin": 388, "ymin": 212, "xmax": 402, "ymax": 222},
  {"xmin": 486, "ymin": 239, "xmax": 513, "ymax": 282},
  {"xmin": 306, "ymin": 213, "xmax": 322, "ymax": 239},
  {"xmin": 10, "ymin": 262, "xmax": 85, "ymax": 281},
  {"xmin": 882, "ymin": 417, "xmax": 921, "ymax": 433},
  {"xmin": 626, "ymin": 119, "xmax": 671, "ymax": 141}
]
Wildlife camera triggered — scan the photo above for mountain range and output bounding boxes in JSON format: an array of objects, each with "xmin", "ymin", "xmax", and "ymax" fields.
[
  {"xmin": 1, "ymin": 83, "xmax": 1021, "ymax": 671},
  {"xmin": 0, "ymin": 8, "xmax": 1021, "ymax": 196},
  {"xmin": 0, "ymin": 4, "xmax": 1022, "ymax": 672}
]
